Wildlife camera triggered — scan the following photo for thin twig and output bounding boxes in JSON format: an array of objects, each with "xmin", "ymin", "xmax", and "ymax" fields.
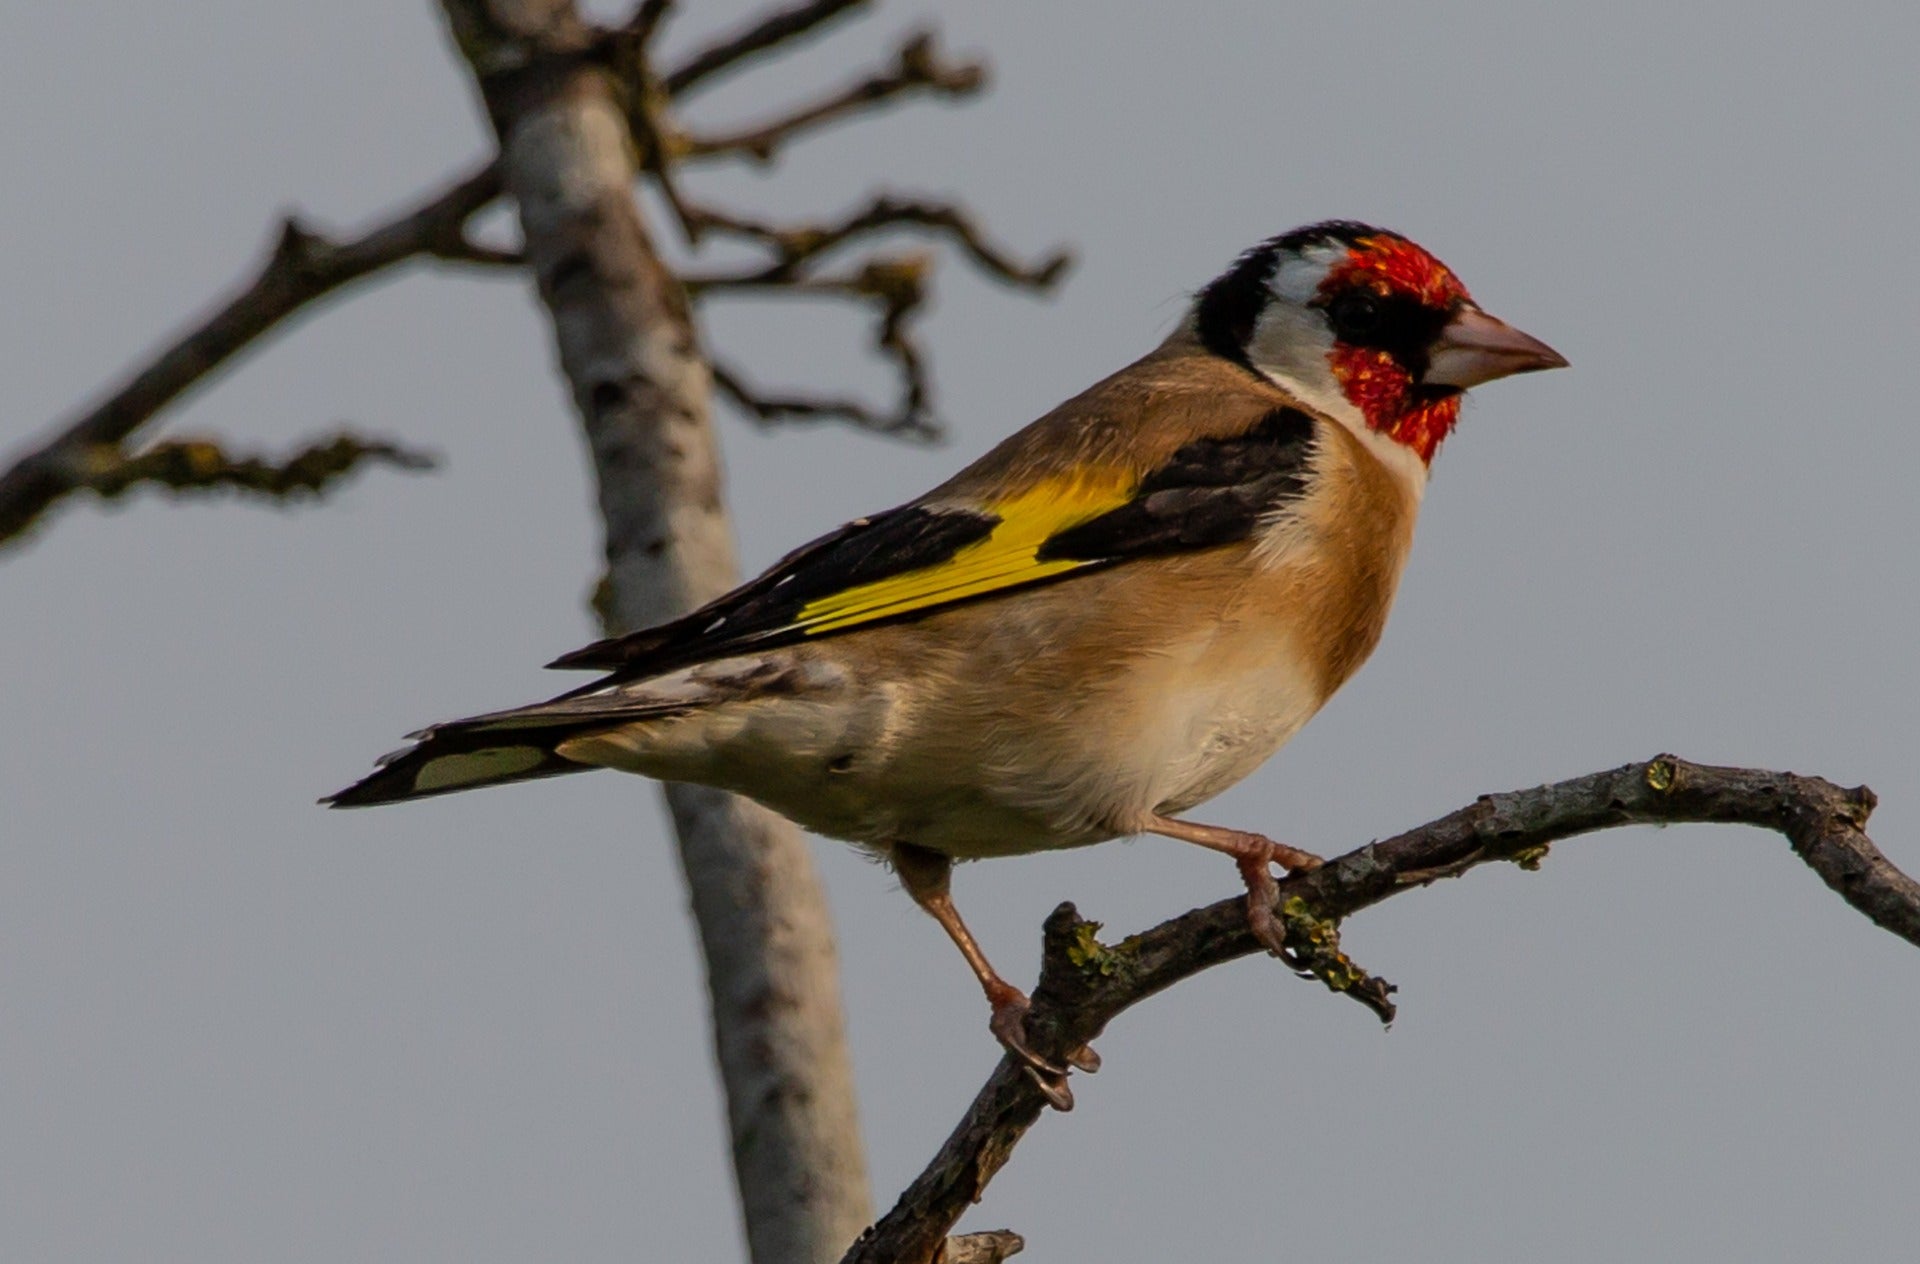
[
  {"xmin": 0, "ymin": 162, "xmax": 505, "ymax": 550},
  {"xmin": 640, "ymin": 11, "xmax": 1066, "ymax": 445},
  {"xmin": 710, "ymin": 357, "xmax": 937, "ymax": 441},
  {"xmin": 663, "ymin": 0, "xmax": 871, "ymax": 98},
  {"xmin": 432, "ymin": 233, "xmax": 523, "ymax": 268},
  {"xmin": 682, "ymin": 31, "xmax": 984, "ymax": 164},
  {"xmin": 700, "ymin": 252, "xmax": 940, "ymax": 439},
  {"xmin": 692, "ymin": 194, "xmax": 1071, "ymax": 288},
  {"xmin": 684, "ymin": 190, "xmax": 1071, "ymax": 442},
  {"xmin": 842, "ymin": 756, "xmax": 1907, "ymax": 1264},
  {"xmin": 684, "ymin": 252, "xmax": 931, "ymax": 301},
  {"xmin": 69, "ymin": 431, "xmax": 436, "ymax": 505}
]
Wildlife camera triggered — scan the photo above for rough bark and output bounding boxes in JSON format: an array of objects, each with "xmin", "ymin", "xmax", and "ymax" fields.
[
  {"xmin": 843, "ymin": 756, "xmax": 1910, "ymax": 1264},
  {"xmin": 436, "ymin": 4, "xmax": 871, "ymax": 1261}
]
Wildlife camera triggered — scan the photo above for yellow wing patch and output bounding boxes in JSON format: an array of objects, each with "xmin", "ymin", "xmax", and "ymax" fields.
[{"xmin": 795, "ymin": 469, "xmax": 1136, "ymax": 635}]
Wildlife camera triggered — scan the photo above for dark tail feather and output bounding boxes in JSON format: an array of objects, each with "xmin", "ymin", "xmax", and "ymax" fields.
[{"xmin": 323, "ymin": 718, "xmax": 598, "ymax": 808}]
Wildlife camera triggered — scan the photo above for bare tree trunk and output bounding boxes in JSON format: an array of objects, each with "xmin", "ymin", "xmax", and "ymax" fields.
[{"xmin": 437, "ymin": 5, "xmax": 872, "ymax": 1260}]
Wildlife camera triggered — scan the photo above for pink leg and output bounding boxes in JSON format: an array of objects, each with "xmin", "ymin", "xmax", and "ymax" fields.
[
  {"xmin": 1146, "ymin": 815, "xmax": 1323, "ymax": 964},
  {"xmin": 891, "ymin": 842, "xmax": 1097, "ymax": 1110}
]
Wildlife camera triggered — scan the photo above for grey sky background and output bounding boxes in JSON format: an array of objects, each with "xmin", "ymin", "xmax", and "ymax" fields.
[{"xmin": 6, "ymin": 2, "xmax": 1919, "ymax": 1260}]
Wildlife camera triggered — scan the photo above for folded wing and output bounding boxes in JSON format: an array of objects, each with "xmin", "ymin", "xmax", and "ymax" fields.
[{"xmin": 552, "ymin": 406, "xmax": 1319, "ymax": 680}]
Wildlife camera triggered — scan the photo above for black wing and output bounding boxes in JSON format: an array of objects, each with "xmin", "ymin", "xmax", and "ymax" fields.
[
  {"xmin": 549, "ymin": 504, "xmax": 999, "ymax": 674},
  {"xmin": 551, "ymin": 407, "xmax": 1318, "ymax": 678}
]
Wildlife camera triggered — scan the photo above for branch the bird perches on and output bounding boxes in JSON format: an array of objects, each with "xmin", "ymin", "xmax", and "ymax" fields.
[{"xmin": 843, "ymin": 756, "xmax": 1908, "ymax": 1264}]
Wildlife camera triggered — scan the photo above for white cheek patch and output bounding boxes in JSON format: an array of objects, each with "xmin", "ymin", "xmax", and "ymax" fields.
[
  {"xmin": 1246, "ymin": 242, "xmax": 1354, "ymax": 422},
  {"xmin": 1246, "ymin": 302, "xmax": 1350, "ymax": 422}
]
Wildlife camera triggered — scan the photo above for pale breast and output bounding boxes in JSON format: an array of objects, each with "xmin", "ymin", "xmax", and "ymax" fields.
[
  {"xmin": 1140, "ymin": 622, "xmax": 1328, "ymax": 816},
  {"xmin": 576, "ymin": 408, "xmax": 1423, "ymax": 861}
]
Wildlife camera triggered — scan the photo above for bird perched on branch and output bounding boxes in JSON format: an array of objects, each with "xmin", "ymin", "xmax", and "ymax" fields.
[{"xmin": 328, "ymin": 220, "xmax": 1565, "ymax": 1108}]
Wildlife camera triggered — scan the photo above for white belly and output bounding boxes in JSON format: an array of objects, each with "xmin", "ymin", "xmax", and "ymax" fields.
[{"xmin": 1146, "ymin": 667, "xmax": 1323, "ymax": 815}]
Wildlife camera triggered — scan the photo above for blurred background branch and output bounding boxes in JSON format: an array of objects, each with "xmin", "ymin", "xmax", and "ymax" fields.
[
  {"xmin": 0, "ymin": 163, "xmax": 500, "ymax": 550},
  {"xmin": 58, "ymin": 432, "xmax": 436, "ymax": 506},
  {"xmin": 0, "ymin": 0, "xmax": 1067, "ymax": 556}
]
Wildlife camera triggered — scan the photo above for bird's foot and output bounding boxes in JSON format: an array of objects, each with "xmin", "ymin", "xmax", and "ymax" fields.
[
  {"xmin": 1142, "ymin": 816, "xmax": 1322, "ymax": 965},
  {"xmin": 1234, "ymin": 835, "xmax": 1324, "ymax": 972},
  {"xmin": 985, "ymin": 980, "xmax": 1097, "ymax": 1111}
]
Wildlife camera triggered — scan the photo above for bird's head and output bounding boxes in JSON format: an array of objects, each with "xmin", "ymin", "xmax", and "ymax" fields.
[{"xmin": 1193, "ymin": 221, "xmax": 1566, "ymax": 463}]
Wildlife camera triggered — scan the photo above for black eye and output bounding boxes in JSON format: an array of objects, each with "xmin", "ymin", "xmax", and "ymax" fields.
[{"xmin": 1328, "ymin": 291, "xmax": 1384, "ymax": 341}]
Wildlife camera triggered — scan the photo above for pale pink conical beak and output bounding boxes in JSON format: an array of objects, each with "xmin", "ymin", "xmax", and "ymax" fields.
[{"xmin": 1424, "ymin": 305, "xmax": 1568, "ymax": 390}]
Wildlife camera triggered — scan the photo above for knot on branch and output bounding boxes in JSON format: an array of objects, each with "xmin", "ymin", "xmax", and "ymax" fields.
[
  {"xmin": 271, "ymin": 216, "xmax": 331, "ymax": 278},
  {"xmin": 1037, "ymin": 903, "xmax": 1123, "ymax": 992},
  {"xmin": 897, "ymin": 30, "xmax": 986, "ymax": 95},
  {"xmin": 1010, "ymin": 902, "xmax": 1118, "ymax": 1068}
]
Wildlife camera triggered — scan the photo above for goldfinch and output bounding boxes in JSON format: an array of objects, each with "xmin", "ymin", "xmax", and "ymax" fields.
[{"xmin": 328, "ymin": 221, "xmax": 1565, "ymax": 1101}]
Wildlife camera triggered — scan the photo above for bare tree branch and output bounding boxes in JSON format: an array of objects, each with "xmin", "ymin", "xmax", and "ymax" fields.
[
  {"xmin": 710, "ymin": 357, "xmax": 935, "ymax": 440},
  {"xmin": 430, "ymin": 232, "xmax": 523, "ymax": 268},
  {"xmin": 0, "ymin": 162, "xmax": 504, "ymax": 550},
  {"xmin": 610, "ymin": 8, "xmax": 1063, "ymax": 453},
  {"xmin": 663, "ymin": 0, "xmax": 871, "ymax": 98},
  {"xmin": 698, "ymin": 253, "xmax": 940, "ymax": 439},
  {"xmin": 1, "ymin": 6, "xmax": 1061, "ymax": 557},
  {"xmin": 64, "ymin": 430, "xmax": 435, "ymax": 506},
  {"xmin": 843, "ymin": 756, "xmax": 1908, "ymax": 1264},
  {"xmin": 693, "ymin": 194, "xmax": 1072, "ymax": 288},
  {"xmin": 681, "ymin": 31, "xmax": 984, "ymax": 164},
  {"xmin": 682, "ymin": 199, "xmax": 1067, "ymax": 434}
]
